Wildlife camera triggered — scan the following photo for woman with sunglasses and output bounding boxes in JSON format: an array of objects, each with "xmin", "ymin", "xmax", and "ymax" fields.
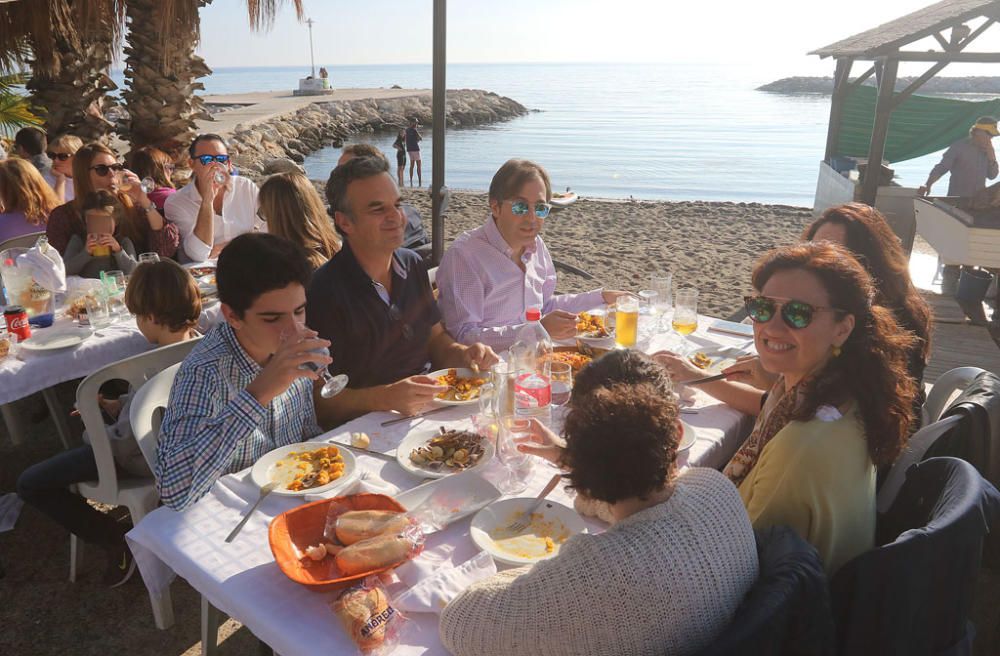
[
  {"xmin": 0, "ymin": 158, "xmax": 60, "ymax": 242},
  {"xmin": 45, "ymin": 134, "xmax": 82, "ymax": 203},
  {"xmin": 730, "ymin": 243, "xmax": 917, "ymax": 573},
  {"xmin": 44, "ymin": 143, "xmax": 180, "ymax": 259},
  {"xmin": 125, "ymin": 146, "xmax": 177, "ymax": 213},
  {"xmin": 436, "ymin": 159, "xmax": 630, "ymax": 350}
]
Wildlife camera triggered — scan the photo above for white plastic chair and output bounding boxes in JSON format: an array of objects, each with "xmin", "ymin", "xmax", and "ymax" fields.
[
  {"xmin": 0, "ymin": 230, "xmax": 44, "ymax": 252},
  {"xmin": 427, "ymin": 265, "xmax": 438, "ymax": 290},
  {"xmin": 128, "ymin": 362, "xmax": 183, "ymax": 474},
  {"xmin": 877, "ymin": 414, "xmax": 964, "ymax": 513},
  {"xmin": 923, "ymin": 367, "xmax": 987, "ymax": 425},
  {"xmin": 71, "ymin": 338, "xmax": 200, "ymax": 629}
]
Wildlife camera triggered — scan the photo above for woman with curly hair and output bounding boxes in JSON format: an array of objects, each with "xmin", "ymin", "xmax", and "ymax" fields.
[
  {"xmin": 733, "ymin": 242, "xmax": 917, "ymax": 574},
  {"xmin": 803, "ymin": 202, "xmax": 932, "ymax": 411},
  {"xmin": 440, "ymin": 350, "xmax": 759, "ymax": 656},
  {"xmin": 0, "ymin": 158, "xmax": 60, "ymax": 242}
]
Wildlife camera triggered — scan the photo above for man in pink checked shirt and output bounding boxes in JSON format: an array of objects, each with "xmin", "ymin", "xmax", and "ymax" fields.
[{"xmin": 437, "ymin": 159, "xmax": 630, "ymax": 351}]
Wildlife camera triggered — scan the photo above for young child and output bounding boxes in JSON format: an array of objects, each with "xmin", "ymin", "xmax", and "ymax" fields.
[
  {"xmin": 63, "ymin": 190, "xmax": 138, "ymax": 278},
  {"xmin": 16, "ymin": 260, "xmax": 201, "ymax": 587}
]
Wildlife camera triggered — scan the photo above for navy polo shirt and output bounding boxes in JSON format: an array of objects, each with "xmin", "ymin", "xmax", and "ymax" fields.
[{"xmin": 306, "ymin": 241, "xmax": 441, "ymax": 388}]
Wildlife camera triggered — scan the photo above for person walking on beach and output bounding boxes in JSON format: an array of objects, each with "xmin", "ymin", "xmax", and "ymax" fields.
[
  {"xmin": 919, "ymin": 116, "xmax": 999, "ymax": 198},
  {"xmin": 405, "ymin": 117, "xmax": 422, "ymax": 186},
  {"xmin": 392, "ymin": 129, "xmax": 407, "ymax": 187}
]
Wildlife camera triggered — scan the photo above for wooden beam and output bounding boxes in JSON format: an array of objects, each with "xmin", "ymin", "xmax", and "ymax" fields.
[
  {"xmin": 892, "ymin": 61, "xmax": 950, "ymax": 108},
  {"xmin": 932, "ymin": 31, "xmax": 950, "ymax": 50},
  {"xmin": 825, "ymin": 58, "xmax": 854, "ymax": 162},
  {"xmin": 848, "ymin": 65, "xmax": 876, "ymax": 89},
  {"xmin": 861, "ymin": 57, "xmax": 898, "ymax": 206},
  {"xmin": 894, "ymin": 51, "xmax": 1000, "ymax": 63}
]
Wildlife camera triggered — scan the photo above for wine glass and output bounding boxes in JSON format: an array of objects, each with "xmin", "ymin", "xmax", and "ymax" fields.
[
  {"xmin": 301, "ymin": 345, "xmax": 348, "ymax": 398},
  {"xmin": 651, "ymin": 273, "xmax": 672, "ymax": 328},
  {"xmin": 549, "ymin": 361, "xmax": 573, "ymax": 407},
  {"xmin": 140, "ymin": 177, "xmax": 156, "ymax": 194},
  {"xmin": 672, "ymin": 287, "xmax": 700, "ymax": 352}
]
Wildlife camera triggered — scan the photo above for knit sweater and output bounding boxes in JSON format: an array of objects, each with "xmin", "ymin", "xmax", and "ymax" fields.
[{"xmin": 439, "ymin": 468, "xmax": 759, "ymax": 656}]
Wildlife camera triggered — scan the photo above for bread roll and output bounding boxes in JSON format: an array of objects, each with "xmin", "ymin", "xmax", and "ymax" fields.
[
  {"xmin": 335, "ymin": 534, "xmax": 412, "ymax": 575},
  {"xmin": 335, "ymin": 510, "xmax": 409, "ymax": 545},
  {"xmin": 333, "ymin": 585, "xmax": 392, "ymax": 652}
]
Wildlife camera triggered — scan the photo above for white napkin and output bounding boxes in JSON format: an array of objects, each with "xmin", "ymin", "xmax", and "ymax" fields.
[
  {"xmin": 303, "ymin": 472, "xmax": 401, "ymax": 503},
  {"xmin": 17, "ymin": 240, "xmax": 66, "ymax": 293},
  {"xmin": 392, "ymin": 552, "xmax": 498, "ymax": 614}
]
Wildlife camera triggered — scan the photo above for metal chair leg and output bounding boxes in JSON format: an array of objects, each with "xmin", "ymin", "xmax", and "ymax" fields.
[
  {"xmin": 201, "ymin": 595, "xmax": 224, "ymax": 656},
  {"xmin": 69, "ymin": 534, "xmax": 84, "ymax": 582},
  {"xmin": 1, "ymin": 401, "xmax": 24, "ymax": 445}
]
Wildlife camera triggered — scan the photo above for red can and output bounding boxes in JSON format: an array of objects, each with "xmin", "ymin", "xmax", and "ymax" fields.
[{"xmin": 4, "ymin": 306, "xmax": 31, "ymax": 341}]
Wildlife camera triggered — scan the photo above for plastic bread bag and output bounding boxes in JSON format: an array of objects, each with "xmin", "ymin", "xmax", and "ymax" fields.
[
  {"xmin": 323, "ymin": 499, "xmax": 414, "ymax": 547},
  {"xmin": 335, "ymin": 524, "xmax": 425, "ymax": 576},
  {"xmin": 332, "ymin": 575, "xmax": 407, "ymax": 655}
]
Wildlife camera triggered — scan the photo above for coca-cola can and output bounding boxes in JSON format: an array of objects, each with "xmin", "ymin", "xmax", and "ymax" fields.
[{"xmin": 5, "ymin": 305, "xmax": 31, "ymax": 341}]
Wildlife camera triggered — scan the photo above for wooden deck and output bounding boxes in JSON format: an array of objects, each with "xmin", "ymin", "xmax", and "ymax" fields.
[{"xmin": 921, "ymin": 290, "xmax": 1000, "ymax": 382}]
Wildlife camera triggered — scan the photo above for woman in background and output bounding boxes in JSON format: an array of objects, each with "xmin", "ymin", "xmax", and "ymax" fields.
[
  {"xmin": 0, "ymin": 158, "xmax": 60, "ymax": 242},
  {"xmin": 125, "ymin": 146, "xmax": 177, "ymax": 212},
  {"xmin": 46, "ymin": 134, "xmax": 83, "ymax": 203},
  {"xmin": 257, "ymin": 172, "xmax": 340, "ymax": 270},
  {"xmin": 392, "ymin": 129, "xmax": 407, "ymax": 186}
]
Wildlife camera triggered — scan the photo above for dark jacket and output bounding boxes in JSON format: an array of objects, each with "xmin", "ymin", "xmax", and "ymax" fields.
[{"xmin": 929, "ymin": 371, "xmax": 1000, "ymax": 487}]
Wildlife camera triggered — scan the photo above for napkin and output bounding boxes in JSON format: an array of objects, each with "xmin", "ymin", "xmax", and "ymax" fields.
[
  {"xmin": 303, "ymin": 471, "xmax": 402, "ymax": 503},
  {"xmin": 392, "ymin": 552, "xmax": 498, "ymax": 614},
  {"xmin": 17, "ymin": 239, "xmax": 66, "ymax": 293}
]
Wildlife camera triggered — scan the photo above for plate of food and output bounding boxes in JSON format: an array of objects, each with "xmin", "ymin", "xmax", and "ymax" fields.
[
  {"xmin": 184, "ymin": 264, "xmax": 217, "ymax": 279},
  {"xmin": 19, "ymin": 326, "xmax": 93, "ymax": 352},
  {"xmin": 428, "ymin": 367, "xmax": 489, "ymax": 405},
  {"xmin": 250, "ymin": 442, "xmax": 357, "ymax": 497},
  {"xmin": 575, "ymin": 310, "xmax": 615, "ymax": 348},
  {"xmin": 397, "ymin": 427, "xmax": 495, "ymax": 479},
  {"xmin": 544, "ymin": 345, "xmax": 609, "ymax": 374},
  {"xmin": 685, "ymin": 345, "xmax": 746, "ymax": 375},
  {"xmin": 470, "ymin": 497, "xmax": 585, "ymax": 566}
]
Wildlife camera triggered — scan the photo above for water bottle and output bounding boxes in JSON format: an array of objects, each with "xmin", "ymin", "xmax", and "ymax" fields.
[{"xmin": 511, "ymin": 307, "xmax": 553, "ymax": 425}]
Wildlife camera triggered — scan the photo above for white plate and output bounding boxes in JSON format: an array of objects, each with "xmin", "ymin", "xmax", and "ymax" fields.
[
  {"xmin": 395, "ymin": 471, "xmax": 501, "ymax": 529},
  {"xmin": 250, "ymin": 442, "xmax": 357, "ymax": 497},
  {"xmin": 427, "ymin": 367, "xmax": 490, "ymax": 406},
  {"xmin": 396, "ymin": 427, "xmax": 495, "ymax": 480},
  {"xmin": 678, "ymin": 420, "xmax": 696, "ymax": 452},
  {"xmin": 684, "ymin": 343, "xmax": 750, "ymax": 375},
  {"xmin": 470, "ymin": 497, "xmax": 585, "ymax": 566},
  {"xmin": 19, "ymin": 327, "xmax": 93, "ymax": 352}
]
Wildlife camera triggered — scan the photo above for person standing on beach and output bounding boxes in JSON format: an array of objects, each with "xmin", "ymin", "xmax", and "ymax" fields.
[
  {"xmin": 436, "ymin": 159, "xmax": 631, "ymax": 350},
  {"xmin": 918, "ymin": 116, "xmax": 999, "ymax": 198},
  {"xmin": 405, "ymin": 117, "xmax": 422, "ymax": 186},
  {"xmin": 392, "ymin": 129, "xmax": 407, "ymax": 187},
  {"xmin": 164, "ymin": 133, "xmax": 262, "ymax": 262}
]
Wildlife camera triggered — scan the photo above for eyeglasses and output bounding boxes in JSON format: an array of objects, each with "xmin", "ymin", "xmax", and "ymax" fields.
[
  {"xmin": 46, "ymin": 152, "xmax": 72, "ymax": 161},
  {"xmin": 743, "ymin": 295, "xmax": 846, "ymax": 330},
  {"xmin": 90, "ymin": 163, "xmax": 125, "ymax": 177},
  {"xmin": 509, "ymin": 200, "xmax": 552, "ymax": 219},
  {"xmin": 195, "ymin": 154, "xmax": 230, "ymax": 166}
]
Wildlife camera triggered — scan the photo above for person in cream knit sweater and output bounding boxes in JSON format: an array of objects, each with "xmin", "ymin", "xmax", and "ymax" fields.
[{"xmin": 440, "ymin": 351, "xmax": 758, "ymax": 656}]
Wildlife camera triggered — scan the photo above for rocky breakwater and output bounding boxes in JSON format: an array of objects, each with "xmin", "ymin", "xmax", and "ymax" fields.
[{"xmin": 225, "ymin": 89, "xmax": 527, "ymax": 178}]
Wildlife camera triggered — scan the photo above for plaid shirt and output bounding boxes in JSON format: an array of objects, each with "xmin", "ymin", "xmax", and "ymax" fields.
[{"xmin": 156, "ymin": 322, "xmax": 321, "ymax": 511}]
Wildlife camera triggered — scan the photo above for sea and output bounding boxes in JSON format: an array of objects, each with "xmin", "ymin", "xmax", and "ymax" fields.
[{"xmin": 110, "ymin": 62, "xmax": 950, "ymax": 207}]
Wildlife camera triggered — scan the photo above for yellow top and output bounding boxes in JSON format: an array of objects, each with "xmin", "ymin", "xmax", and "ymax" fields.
[{"xmin": 739, "ymin": 404, "xmax": 875, "ymax": 575}]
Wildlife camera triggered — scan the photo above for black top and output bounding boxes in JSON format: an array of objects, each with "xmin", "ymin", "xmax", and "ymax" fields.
[
  {"xmin": 306, "ymin": 241, "xmax": 440, "ymax": 388},
  {"xmin": 405, "ymin": 126, "xmax": 420, "ymax": 151}
]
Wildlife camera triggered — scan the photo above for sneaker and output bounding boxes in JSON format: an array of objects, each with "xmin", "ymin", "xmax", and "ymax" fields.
[{"xmin": 103, "ymin": 545, "xmax": 137, "ymax": 588}]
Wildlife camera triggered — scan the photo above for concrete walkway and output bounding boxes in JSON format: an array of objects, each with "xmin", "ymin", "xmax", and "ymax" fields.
[{"xmin": 197, "ymin": 88, "xmax": 430, "ymax": 136}]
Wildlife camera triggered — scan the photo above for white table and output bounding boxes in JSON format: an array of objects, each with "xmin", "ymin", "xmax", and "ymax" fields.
[{"xmin": 127, "ymin": 318, "xmax": 755, "ymax": 655}]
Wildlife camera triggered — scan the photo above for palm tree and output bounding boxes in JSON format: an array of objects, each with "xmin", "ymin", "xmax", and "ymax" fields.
[
  {"xmin": 122, "ymin": 0, "xmax": 303, "ymax": 150},
  {"xmin": 0, "ymin": 73, "xmax": 43, "ymax": 135}
]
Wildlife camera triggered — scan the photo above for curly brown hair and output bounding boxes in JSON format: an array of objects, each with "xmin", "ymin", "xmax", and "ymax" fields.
[
  {"xmin": 803, "ymin": 202, "xmax": 931, "ymax": 363},
  {"xmin": 571, "ymin": 348, "xmax": 672, "ymax": 402},
  {"xmin": 753, "ymin": 242, "xmax": 918, "ymax": 465},
  {"xmin": 563, "ymin": 382, "xmax": 681, "ymax": 504}
]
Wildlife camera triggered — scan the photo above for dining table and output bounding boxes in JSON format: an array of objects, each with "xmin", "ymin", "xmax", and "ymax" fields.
[{"xmin": 126, "ymin": 315, "xmax": 757, "ymax": 655}]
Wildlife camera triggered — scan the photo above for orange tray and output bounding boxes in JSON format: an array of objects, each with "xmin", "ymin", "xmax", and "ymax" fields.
[{"xmin": 269, "ymin": 493, "xmax": 406, "ymax": 592}]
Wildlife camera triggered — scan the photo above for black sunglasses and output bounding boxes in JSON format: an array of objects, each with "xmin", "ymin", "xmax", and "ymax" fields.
[
  {"xmin": 46, "ymin": 151, "xmax": 72, "ymax": 161},
  {"xmin": 744, "ymin": 295, "xmax": 846, "ymax": 330},
  {"xmin": 90, "ymin": 163, "xmax": 125, "ymax": 177}
]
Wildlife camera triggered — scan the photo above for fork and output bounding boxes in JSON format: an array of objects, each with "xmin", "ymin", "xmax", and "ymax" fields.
[
  {"xmin": 506, "ymin": 473, "xmax": 562, "ymax": 533},
  {"xmin": 225, "ymin": 481, "xmax": 277, "ymax": 543}
]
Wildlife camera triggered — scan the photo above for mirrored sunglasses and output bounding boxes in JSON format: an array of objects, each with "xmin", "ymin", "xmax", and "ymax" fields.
[
  {"xmin": 46, "ymin": 152, "xmax": 72, "ymax": 161},
  {"xmin": 743, "ymin": 295, "xmax": 845, "ymax": 330},
  {"xmin": 510, "ymin": 200, "xmax": 552, "ymax": 219},
  {"xmin": 89, "ymin": 163, "xmax": 125, "ymax": 177},
  {"xmin": 195, "ymin": 154, "xmax": 230, "ymax": 166}
]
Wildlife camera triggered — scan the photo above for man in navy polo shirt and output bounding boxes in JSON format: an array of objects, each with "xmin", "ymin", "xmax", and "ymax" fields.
[{"xmin": 307, "ymin": 156, "xmax": 499, "ymax": 426}]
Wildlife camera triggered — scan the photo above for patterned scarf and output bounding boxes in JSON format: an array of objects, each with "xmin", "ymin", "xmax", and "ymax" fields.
[{"xmin": 723, "ymin": 378, "xmax": 799, "ymax": 487}]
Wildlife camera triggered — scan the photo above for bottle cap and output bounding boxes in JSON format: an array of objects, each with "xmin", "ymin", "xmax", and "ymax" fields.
[{"xmin": 525, "ymin": 308, "xmax": 541, "ymax": 321}]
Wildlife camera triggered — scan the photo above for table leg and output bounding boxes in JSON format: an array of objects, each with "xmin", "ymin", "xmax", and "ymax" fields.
[
  {"xmin": 0, "ymin": 401, "xmax": 24, "ymax": 445},
  {"xmin": 150, "ymin": 586, "xmax": 175, "ymax": 630},
  {"xmin": 41, "ymin": 387, "xmax": 74, "ymax": 449},
  {"xmin": 201, "ymin": 595, "xmax": 224, "ymax": 656}
]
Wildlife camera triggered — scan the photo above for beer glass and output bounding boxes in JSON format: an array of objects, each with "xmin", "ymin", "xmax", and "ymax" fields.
[
  {"xmin": 614, "ymin": 297, "xmax": 639, "ymax": 348},
  {"xmin": 672, "ymin": 287, "xmax": 699, "ymax": 336}
]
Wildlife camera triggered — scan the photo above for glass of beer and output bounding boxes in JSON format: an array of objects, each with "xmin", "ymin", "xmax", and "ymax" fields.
[
  {"xmin": 614, "ymin": 297, "xmax": 639, "ymax": 348},
  {"xmin": 672, "ymin": 287, "xmax": 699, "ymax": 336}
]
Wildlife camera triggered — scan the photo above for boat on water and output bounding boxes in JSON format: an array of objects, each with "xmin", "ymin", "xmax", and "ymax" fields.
[{"xmin": 551, "ymin": 190, "xmax": 578, "ymax": 208}]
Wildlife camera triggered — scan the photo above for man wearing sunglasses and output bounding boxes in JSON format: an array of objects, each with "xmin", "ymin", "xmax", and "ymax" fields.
[
  {"xmin": 164, "ymin": 133, "xmax": 263, "ymax": 262},
  {"xmin": 436, "ymin": 159, "xmax": 630, "ymax": 350},
  {"xmin": 307, "ymin": 156, "xmax": 499, "ymax": 426}
]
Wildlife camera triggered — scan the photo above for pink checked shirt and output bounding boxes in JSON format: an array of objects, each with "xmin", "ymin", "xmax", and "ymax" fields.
[{"xmin": 437, "ymin": 215, "xmax": 604, "ymax": 350}]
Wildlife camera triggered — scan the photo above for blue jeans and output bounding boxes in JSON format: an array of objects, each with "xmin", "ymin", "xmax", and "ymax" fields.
[{"xmin": 16, "ymin": 445, "xmax": 128, "ymax": 548}]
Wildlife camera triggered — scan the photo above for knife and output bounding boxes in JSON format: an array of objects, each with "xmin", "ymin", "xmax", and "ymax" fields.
[
  {"xmin": 683, "ymin": 372, "xmax": 729, "ymax": 386},
  {"xmin": 326, "ymin": 440, "xmax": 397, "ymax": 462},
  {"xmin": 380, "ymin": 405, "xmax": 453, "ymax": 426}
]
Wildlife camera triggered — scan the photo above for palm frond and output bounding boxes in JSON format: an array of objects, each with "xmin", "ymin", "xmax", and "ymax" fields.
[
  {"xmin": 0, "ymin": 88, "xmax": 42, "ymax": 136},
  {"xmin": 245, "ymin": 0, "xmax": 304, "ymax": 30}
]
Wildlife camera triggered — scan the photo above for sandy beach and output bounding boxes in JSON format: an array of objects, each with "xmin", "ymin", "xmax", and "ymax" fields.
[{"xmin": 402, "ymin": 189, "xmax": 816, "ymax": 317}]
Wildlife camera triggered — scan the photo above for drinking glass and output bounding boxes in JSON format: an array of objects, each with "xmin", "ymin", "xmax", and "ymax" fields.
[
  {"xmin": 614, "ymin": 297, "xmax": 639, "ymax": 348},
  {"xmin": 212, "ymin": 167, "xmax": 228, "ymax": 185},
  {"xmin": 651, "ymin": 273, "xmax": 672, "ymax": 327},
  {"xmin": 138, "ymin": 252, "xmax": 160, "ymax": 264},
  {"xmin": 84, "ymin": 293, "xmax": 112, "ymax": 330},
  {"xmin": 672, "ymin": 287, "xmax": 699, "ymax": 336},
  {"xmin": 102, "ymin": 270, "xmax": 126, "ymax": 296},
  {"xmin": 491, "ymin": 361, "xmax": 518, "ymax": 419},
  {"xmin": 472, "ymin": 383, "xmax": 499, "ymax": 443},
  {"xmin": 301, "ymin": 345, "xmax": 348, "ymax": 397},
  {"xmin": 496, "ymin": 416, "xmax": 531, "ymax": 495},
  {"xmin": 140, "ymin": 177, "xmax": 156, "ymax": 194},
  {"xmin": 549, "ymin": 361, "xmax": 573, "ymax": 407}
]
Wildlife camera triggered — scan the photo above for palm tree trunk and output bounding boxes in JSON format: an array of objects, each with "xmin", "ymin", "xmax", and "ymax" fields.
[
  {"xmin": 121, "ymin": 0, "xmax": 213, "ymax": 151},
  {"xmin": 25, "ymin": 18, "xmax": 117, "ymax": 141}
]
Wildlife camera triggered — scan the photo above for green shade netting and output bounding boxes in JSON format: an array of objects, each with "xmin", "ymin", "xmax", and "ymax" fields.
[{"xmin": 835, "ymin": 84, "xmax": 1000, "ymax": 163}]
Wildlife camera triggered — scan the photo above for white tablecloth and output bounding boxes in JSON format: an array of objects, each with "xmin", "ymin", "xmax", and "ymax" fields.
[
  {"xmin": 128, "ymin": 316, "xmax": 756, "ymax": 655},
  {"xmin": 0, "ymin": 302, "xmax": 222, "ymax": 406}
]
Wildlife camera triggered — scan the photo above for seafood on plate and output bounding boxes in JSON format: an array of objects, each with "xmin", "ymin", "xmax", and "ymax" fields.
[
  {"xmin": 274, "ymin": 445, "xmax": 346, "ymax": 491},
  {"xmin": 409, "ymin": 428, "xmax": 486, "ymax": 471}
]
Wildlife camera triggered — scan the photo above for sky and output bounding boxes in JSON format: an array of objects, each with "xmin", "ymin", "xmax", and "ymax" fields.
[{"xmin": 195, "ymin": 0, "xmax": 1000, "ymax": 77}]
